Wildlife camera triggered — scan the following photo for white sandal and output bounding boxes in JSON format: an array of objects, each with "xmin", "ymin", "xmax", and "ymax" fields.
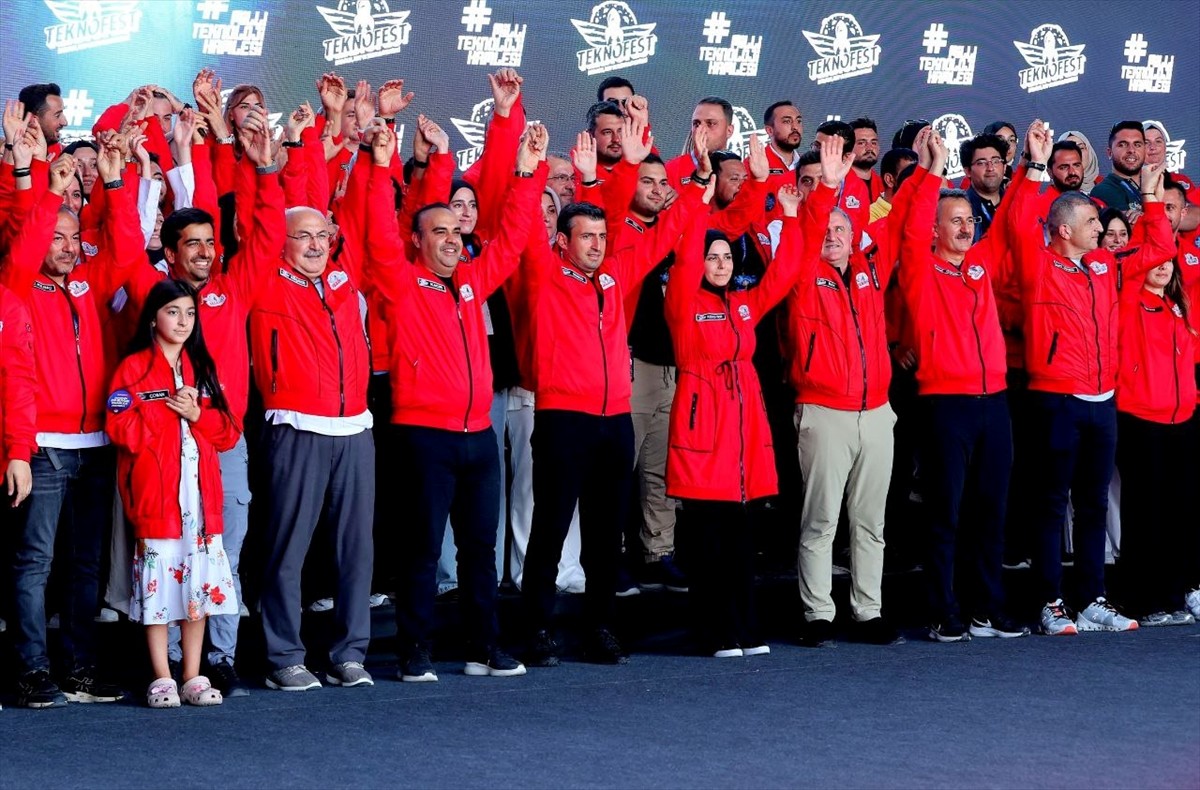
[
  {"xmin": 181, "ymin": 675, "xmax": 223, "ymax": 706},
  {"xmin": 147, "ymin": 677, "xmax": 180, "ymax": 708}
]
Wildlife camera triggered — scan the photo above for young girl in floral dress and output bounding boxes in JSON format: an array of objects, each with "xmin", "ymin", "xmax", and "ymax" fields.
[{"xmin": 106, "ymin": 280, "xmax": 241, "ymax": 707}]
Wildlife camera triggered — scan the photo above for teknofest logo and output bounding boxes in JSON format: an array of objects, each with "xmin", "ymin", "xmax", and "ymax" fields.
[
  {"xmin": 803, "ymin": 12, "xmax": 881, "ymax": 85},
  {"xmin": 571, "ymin": 1, "xmax": 658, "ymax": 76},
  {"xmin": 317, "ymin": 0, "xmax": 411, "ymax": 66}
]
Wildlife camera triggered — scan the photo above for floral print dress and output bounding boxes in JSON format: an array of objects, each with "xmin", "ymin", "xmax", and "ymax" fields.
[{"xmin": 129, "ymin": 370, "xmax": 238, "ymax": 625}]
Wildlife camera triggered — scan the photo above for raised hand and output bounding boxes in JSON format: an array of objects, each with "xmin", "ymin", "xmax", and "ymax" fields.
[
  {"xmin": 927, "ymin": 131, "xmax": 947, "ymax": 176},
  {"xmin": 367, "ymin": 120, "xmax": 395, "ymax": 166},
  {"xmin": 913, "ymin": 126, "xmax": 933, "ymax": 170},
  {"xmin": 193, "ymin": 68, "xmax": 221, "ymax": 111},
  {"xmin": 353, "ymin": 80, "xmax": 375, "ymax": 131},
  {"xmin": 96, "ymin": 135, "xmax": 126, "ymax": 183},
  {"xmin": 173, "ymin": 107, "xmax": 198, "ymax": 149},
  {"xmin": 377, "ymin": 79, "xmax": 414, "ymax": 118},
  {"xmin": 24, "ymin": 115, "xmax": 47, "ymax": 161},
  {"xmin": 777, "ymin": 183, "xmax": 802, "ymax": 217},
  {"xmin": 286, "ymin": 101, "xmax": 315, "ymax": 142},
  {"xmin": 572, "ymin": 130, "xmax": 597, "ymax": 183},
  {"xmin": 2, "ymin": 100, "xmax": 26, "ymax": 146},
  {"xmin": 238, "ymin": 108, "xmax": 273, "ymax": 166},
  {"xmin": 621, "ymin": 116, "xmax": 652, "ymax": 165},
  {"xmin": 316, "ymin": 72, "xmax": 347, "ymax": 116},
  {"xmin": 517, "ymin": 122, "xmax": 548, "ymax": 173},
  {"xmin": 625, "ymin": 94, "xmax": 649, "ymax": 127},
  {"xmin": 746, "ymin": 131, "xmax": 769, "ymax": 182},
  {"xmin": 10, "ymin": 132, "xmax": 36, "ymax": 169},
  {"xmin": 417, "ymin": 114, "xmax": 449, "ymax": 155},
  {"xmin": 818, "ymin": 133, "xmax": 852, "ymax": 188},
  {"xmin": 1141, "ymin": 159, "xmax": 1166, "ymax": 201},
  {"xmin": 692, "ymin": 124, "xmax": 712, "ymax": 179},
  {"xmin": 1025, "ymin": 119, "xmax": 1051, "ymax": 165},
  {"xmin": 128, "ymin": 131, "xmax": 151, "ymax": 171},
  {"xmin": 488, "ymin": 68, "xmax": 523, "ymax": 118},
  {"xmin": 47, "ymin": 154, "xmax": 77, "ymax": 195}
]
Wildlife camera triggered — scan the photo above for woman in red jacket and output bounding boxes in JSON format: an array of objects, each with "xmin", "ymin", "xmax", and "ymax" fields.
[
  {"xmin": 1116, "ymin": 255, "xmax": 1197, "ymax": 626},
  {"xmin": 106, "ymin": 280, "xmax": 241, "ymax": 707},
  {"xmin": 664, "ymin": 181, "xmax": 817, "ymax": 657}
]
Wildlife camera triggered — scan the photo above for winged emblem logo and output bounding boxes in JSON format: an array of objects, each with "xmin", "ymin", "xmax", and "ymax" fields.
[
  {"xmin": 1014, "ymin": 24, "xmax": 1087, "ymax": 93},
  {"xmin": 803, "ymin": 13, "xmax": 881, "ymax": 84},
  {"xmin": 572, "ymin": 2, "xmax": 658, "ymax": 75},
  {"xmin": 451, "ymin": 98, "xmax": 495, "ymax": 171},
  {"xmin": 317, "ymin": 0, "xmax": 411, "ymax": 65},
  {"xmin": 43, "ymin": 0, "xmax": 142, "ymax": 53}
]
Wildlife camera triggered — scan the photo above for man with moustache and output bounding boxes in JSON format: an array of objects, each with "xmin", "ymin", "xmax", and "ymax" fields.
[
  {"xmin": 762, "ymin": 100, "xmax": 803, "ymax": 199},
  {"xmin": 961, "ymin": 133, "xmax": 1009, "ymax": 242},
  {"xmin": 1091, "ymin": 121, "xmax": 1147, "ymax": 213},
  {"xmin": 850, "ymin": 117, "xmax": 884, "ymax": 205}
]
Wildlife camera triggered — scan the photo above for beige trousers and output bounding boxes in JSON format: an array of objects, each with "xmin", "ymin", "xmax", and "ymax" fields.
[{"xmin": 631, "ymin": 359, "xmax": 677, "ymax": 561}]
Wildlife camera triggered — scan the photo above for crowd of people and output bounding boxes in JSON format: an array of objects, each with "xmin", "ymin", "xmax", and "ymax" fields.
[{"xmin": 0, "ymin": 63, "xmax": 1196, "ymax": 711}]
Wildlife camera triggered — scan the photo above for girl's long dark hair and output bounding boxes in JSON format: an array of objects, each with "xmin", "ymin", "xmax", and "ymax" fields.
[
  {"xmin": 126, "ymin": 279, "xmax": 230, "ymax": 416},
  {"xmin": 1163, "ymin": 260, "xmax": 1191, "ymax": 329}
]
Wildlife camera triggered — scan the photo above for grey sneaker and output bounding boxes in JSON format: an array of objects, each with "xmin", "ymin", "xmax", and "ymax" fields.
[
  {"xmin": 1185, "ymin": 589, "xmax": 1200, "ymax": 619},
  {"xmin": 1040, "ymin": 599, "xmax": 1078, "ymax": 635},
  {"xmin": 265, "ymin": 665, "xmax": 322, "ymax": 691},
  {"xmin": 1076, "ymin": 597, "xmax": 1138, "ymax": 632},
  {"xmin": 326, "ymin": 661, "xmax": 374, "ymax": 687},
  {"xmin": 1140, "ymin": 611, "xmax": 1173, "ymax": 627},
  {"xmin": 1169, "ymin": 610, "xmax": 1196, "ymax": 626}
]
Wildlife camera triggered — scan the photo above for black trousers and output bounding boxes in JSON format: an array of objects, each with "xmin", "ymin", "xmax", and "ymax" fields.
[
  {"xmin": 677, "ymin": 498, "xmax": 762, "ymax": 651},
  {"xmin": 394, "ymin": 425, "xmax": 501, "ymax": 653},
  {"xmin": 1115, "ymin": 411, "xmax": 1195, "ymax": 615},
  {"xmin": 522, "ymin": 410, "xmax": 633, "ymax": 633},
  {"xmin": 919, "ymin": 393, "xmax": 1012, "ymax": 622}
]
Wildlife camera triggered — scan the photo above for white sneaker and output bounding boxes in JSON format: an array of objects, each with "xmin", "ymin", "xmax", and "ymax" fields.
[
  {"xmin": 1185, "ymin": 588, "xmax": 1200, "ymax": 619},
  {"xmin": 1040, "ymin": 600, "xmax": 1078, "ymax": 635},
  {"xmin": 239, "ymin": 602, "xmax": 250, "ymax": 617},
  {"xmin": 1075, "ymin": 597, "xmax": 1138, "ymax": 632},
  {"xmin": 307, "ymin": 598, "xmax": 334, "ymax": 613},
  {"xmin": 713, "ymin": 647, "xmax": 743, "ymax": 658},
  {"xmin": 1169, "ymin": 610, "xmax": 1196, "ymax": 626},
  {"xmin": 831, "ymin": 564, "xmax": 850, "ymax": 577},
  {"xmin": 94, "ymin": 607, "xmax": 119, "ymax": 624},
  {"xmin": 368, "ymin": 593, "xmax": 390, "ymax": 608}
]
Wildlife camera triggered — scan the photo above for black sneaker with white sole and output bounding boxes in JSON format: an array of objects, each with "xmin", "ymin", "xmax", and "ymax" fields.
[
  {"xmin": 929, "ymin": 617, "xmax": 971, "ymax": 643},
  {"xmin": 969, "ymin": 616, "xmax": 1031, "ymax": 638},
  {"xmin": 464, "ymin": 648, "xmax": 527, "ymax": 677},
  {"xmin": 17, "ymin": 669, "xmax": 68, "ymax": 709},
  {"xmin": 399, "ymin": 648, "xmax": 438, "ymax": 682},
  {"xmin": 61, "ymin": 667, "xmax": 125, "ymax": 703}
]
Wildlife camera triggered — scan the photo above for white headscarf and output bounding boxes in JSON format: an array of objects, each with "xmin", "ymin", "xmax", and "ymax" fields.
[{"xmin": 1057, "ymin": 130, "xmax": 1099, "ymax": 194}]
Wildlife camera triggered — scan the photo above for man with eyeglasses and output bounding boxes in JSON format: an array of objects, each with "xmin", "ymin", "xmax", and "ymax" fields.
[
  {"xmin": 961, "ymin": 133, "xmax": 1009, "ymax": 243},
  {"xmin": 1091, "ymin": 121, "xmax": 1147, "ymax": 214},
  {"xmin": 899, "ymin": 130, "xmax": 1028, "ymax": 642}
]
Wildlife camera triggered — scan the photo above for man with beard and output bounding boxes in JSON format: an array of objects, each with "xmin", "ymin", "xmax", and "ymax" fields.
[
  {"xmin": 961, "ymin": 133, "xmax": 1008, "ymax": 242},
  {"xmin": 1091, "ymin": 121, "xmax": 1146, "ymax": 213},
  {"xmin": 1028, "ymin": 140, "xmax": 1085, "ymax": 221},
  {"xmin": 665, "ymin": 97, "xmax": 734, "ymax": 190},
  {"xmin": 850, "ymin": 117, "xmax": 883, "ymax": 205},
  {"xmin": 762, "ymin": 101, "xmax": 803, "ymax": 200},
  {"xmin": 16, "ymin": 83, "xmax": 67, "ymax": 158}
]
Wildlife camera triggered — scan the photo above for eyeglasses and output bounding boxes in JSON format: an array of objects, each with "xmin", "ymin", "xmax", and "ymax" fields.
[
  {"xmin": 287, "ymin": 231, "xmax": 334, "ymax": 244},
  {"xmin": 948, "ymin": 216, "xmax": 983, "ymax": 227},
  {"xmin": 971, "ymin": 157, "xmax": 1005, "ymax": 169},
  {"xmin": 547, "ymin": 174, "xmax": 573, "ymax": 182}
]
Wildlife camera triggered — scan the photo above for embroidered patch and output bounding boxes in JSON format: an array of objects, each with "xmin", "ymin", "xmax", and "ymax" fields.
[
  {"xmin": 765, "ymin": 194, "xmax": 776, "ymax": 212},
  {"xmin": 855, "ymin": 272, "xmax": 870, "ymax": 289},
  {"xmin": 417, "ymin": 277, "xmax": 448, "ymax": 293},
  {"xmin": 1172, "ymin": 304, "xmax": 1183, "ymax": 317},
  {"xmin": 33, "ymin": 281, "xmax": 56, "ymax": 293},
  {"xmin": 598, "ymin": 273, "xmax": 616, "ymax": 290},
  {"xmin": 695, "ymin": 312, "xmax": 727, "ymax": 322},
  {"xmin": 845, "ymin": 195, "xmax": 861, "ymax": 209},
  {"xmin": 67, "ymin": 280, "xmax": 90, "ymax": 298},
  {"xmin": 203, "ymin": 292, "xmax": 227, "ymax": 308},
  {"xmin": 757, "ymin": 232, "xmax": 770, "ymax": 246},
  {"xmin": 738, "ymin": 304, "xmax": 751, "ymax": 321},
  {"xmin": 816, "ymin": 277, "xmax": 839, "ymax": 290},
  {"xmin": 278, "ymin": 268, "xmax": 308, "ymax": 287},
  {"xmin": 560, "ymin": 267, "xmax": 587, "ymax": 284},
  {"xmin": 1089, "ymin": 261, "xmax": 1108, "ymax": 276},
  {"xmin": 623, "ymin": 217, "xmax": 644, "ymax": 233},
  {"xmin": 459, "ymin": 283, "xmax": 475, "ymax": 302},
  {"xmin": 934, "ymin": 265, "xmax": 961, "ymax": 278},
  {"xmin": 81, "ymin": 241, "xmax": 98, "ymax": 257},
  {"xmin": 327, "ymin": 270, "xmax": 349, "ymax": 291},
  {"xmin": 967, "ymin": 264, "xmax": 985, "ymax": 281},
  {"xmin": 137, "ymin": 389, "xmax": 171, "ymax": 401},
  {"xmin": 107, "ymin": 389, "xmax": 133, "ymax": 413},
  {"xmin": 1185, "ymin": 253, "xmax": 1198, "ymax": 266}
]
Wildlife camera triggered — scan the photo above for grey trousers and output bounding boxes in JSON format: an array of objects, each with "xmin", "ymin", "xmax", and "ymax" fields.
[{"xmin": 260, "ymin": 424, "xmax": 375, "ymax": 670}]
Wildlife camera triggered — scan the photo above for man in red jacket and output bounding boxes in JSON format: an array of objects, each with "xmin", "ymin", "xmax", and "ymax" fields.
[
  {"xmin": 519, "ymin": 133, "xmax": 713, "ymax": 667},
  {"xmin": 900, "ymin": 131, "xmax": 1028, "ymax": 642},
  {"xmin": 5, "ymin": 137, "xmax": 139, "ymax": 708},
  {"xmin": 1008, "ymin": 120, "xmax": 1176, "ymax": 636},
  {"xmin": 789, "ymin": 137, "xmax": 895, "ymax": 648},
  {"xmin": 359, "ymin": 121, "xmax": 545, "ymax": 682}
]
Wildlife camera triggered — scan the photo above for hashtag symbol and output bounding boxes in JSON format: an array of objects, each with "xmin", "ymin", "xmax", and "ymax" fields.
[
  {"xmin": 702, "ymin": 11, "xmax": 731, "ymax": 44},
  {"xmin": 461, "ymin": 0, "xmax": 492, "ymax": 33},
  {"xmin": 1123, "ymin": 33, "xmax": 1148, "ymax": 63},
  {"xmin": 61, "ymin": 89, "xmax": 94, "ymax": 128},
  {"xmin": 195, "ymin": 0, "xmax": 229, "ymax": 21},
  {"xmin": 922, "ymin": 23, "xmax": 949, "ymax": 54}
]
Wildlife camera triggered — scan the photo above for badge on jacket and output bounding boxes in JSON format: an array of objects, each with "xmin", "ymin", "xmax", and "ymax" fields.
[
  {"xmin": 598, "ymin": 273, "xmax": 616, "ymax": 290},
  {"xmin": 1089, "ymin": 261, "xmax": 1108, "ymax": 276},
  {"xmin": 327, "ymin": 270, "xmax": 349, "ymax": 290},
  {"xmin": 855, "ymin": 272, "xmax": 870, "ymax": 289},
  {"xmin": 459, "ymin": 283, "xmax": 475, "ymax": 302},
  {"xmin": 203, "ymin": 292, "xmax": 227, "ymax": 307},
  {"xmin": 107, "ymin": 390, "xmax": 133, "ymax": 413},
  {"xmin": 67, "ymin": 280, "xmax": 90, "ymax": 298},
  {"xmin": 967, "ymin": 265, "xmax": 985, "ymax": 281},
  {"xmin": 738, "ymin": 304, "xmax": 751, "ymax": 321}
]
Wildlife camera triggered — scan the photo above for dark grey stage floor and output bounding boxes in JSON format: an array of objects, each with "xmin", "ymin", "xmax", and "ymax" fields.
[{"xmin": 1, "ymin": 571, "xmax": 1198, "ymax": 789}]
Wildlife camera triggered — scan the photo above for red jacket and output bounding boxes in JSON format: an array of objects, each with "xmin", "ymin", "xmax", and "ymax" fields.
[
  {"xmin": 0, "ymin": 183, "xmax": 143, "ymax": 434},
  {"xmin": 105, "ymin": 346, "xmax": 240, "ymax": 539},
  {"xmin": 518, "ymin": 179, "xmax": 709, "ymax": 415},
  {"xmin": 1008, "ymin": 175, "xmax": 1177, "ymax": 396},
  {"xmin": 363, "ymin": 159, "xmax": 544, "ymax": 431},
  {"xmin": 786, "ymin": 183, "xmax": 890, "ymax": 411},
  {"xmin": 0, "ymin": 284, "xmax": 36, "ymax": 466},
  {"xmin": 665, "ymin": 214, "xmax": 814, "ymax": 502},
  {"xmin": 900, "ymin": 167, "xmax": 1009, "ymax": 396},
  {"xmin": 1117, "ymin": 286, "xmax": 1195, "ymax": 424},
  {"xmin": 246, "ymin": 167, "xmax": 371, "ymax": 418}
]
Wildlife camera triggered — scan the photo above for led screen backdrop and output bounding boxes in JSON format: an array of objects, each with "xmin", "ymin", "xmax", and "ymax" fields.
[{"xmin": 1, "ymin": 0, "xmax": 1196, "ymax": 180}]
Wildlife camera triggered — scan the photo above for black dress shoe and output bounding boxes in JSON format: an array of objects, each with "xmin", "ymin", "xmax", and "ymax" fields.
[
  {"xmin": 583, "ymin": 628, "xmax": 630, "ymax": 665},
  {"xmin": 210, "ymin": 661, "xmax": 250, "ymax": 697},
  {"xmin": 799, "ymin": 618, "xmax": 836, "ymax": 647}
]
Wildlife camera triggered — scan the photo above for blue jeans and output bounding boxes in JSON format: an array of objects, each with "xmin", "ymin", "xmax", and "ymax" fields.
[
  {"xmin": 168, "ymin": 434, "xmax": 251, "ymax": 665},
  {"xmin": 11, "ymin": 445, "xmax": 114, "ymax": 673}
]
